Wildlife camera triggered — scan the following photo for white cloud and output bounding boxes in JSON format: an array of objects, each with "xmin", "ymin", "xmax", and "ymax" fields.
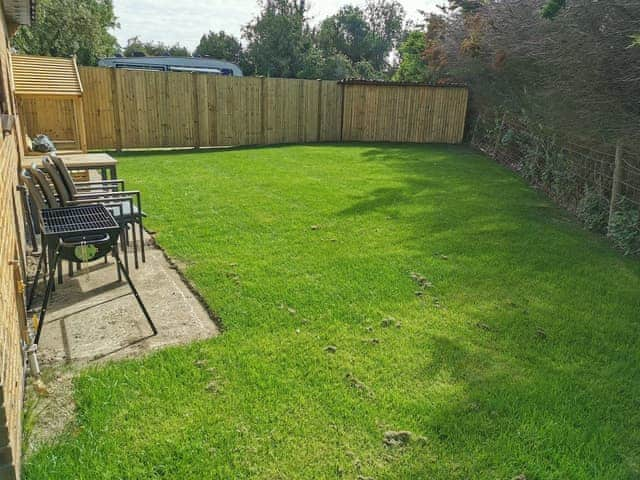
[{"xmin": 112, "ymin": 0, "xmax": 441, "ymax": 50}]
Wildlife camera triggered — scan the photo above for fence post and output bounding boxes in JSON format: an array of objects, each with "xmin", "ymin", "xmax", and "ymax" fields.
[
  {"xmin": 298, "ymin": 80, "xmax": 305, "ymax": 142},
  {"xmin": 192, "ymin": 73, "xmax": 201, "ymax": 149},
  {"xmin": 316, "ymin": 79, "xmax": 323, "ymax": 142},
  {"xmin": 111, "ymin": 68, "xmax": 123, "ymax": 151},
  {"xmin": 260, "ymin": 76, "xmax": 266, "ymax": 145},
  {"xmin": 339, "ymin": 82, "xmax": 346, "ymax": 142},
  {"xmin": 608, "ymin": 140, "xmax": 625, "ymax": 229}
]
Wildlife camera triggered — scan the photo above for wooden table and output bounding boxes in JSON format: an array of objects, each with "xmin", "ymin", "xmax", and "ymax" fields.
[{"xmin": 23, "ymin": 152, "xmax": 118, "ymax": 180}]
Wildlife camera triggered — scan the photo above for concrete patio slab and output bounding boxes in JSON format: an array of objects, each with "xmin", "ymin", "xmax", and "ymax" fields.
[{"xmin": 33, "ymin": 233, "xmax": 219, "ymax": 366}]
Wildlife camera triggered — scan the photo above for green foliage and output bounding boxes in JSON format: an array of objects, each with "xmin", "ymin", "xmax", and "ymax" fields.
[
  {"xmin": 242, "ymin": 0, "xmax": 311, "ymax": 78},
  {"xmin": 577, "ymin": 187, "xmax": 609, "ymax": 234},
  {"xmin": 319, "ymin": 53, "xmax": 357, "ymax": 80},
  {"xmin": 122, "ymin": 36, "xmax": 189, "ymax": 57},
  {"xmin": 317, "ymin": 1, "xmax": 405, "ymax": 74},
  {"xmin": 194, "ymin": 31, "xmax": 244, "ymax": 65},
  {"xmin": 25, "ymin": 144, "xmax": 640, "ymax": 479},
  {"xmin": 608, "ymin": 198, "xmax": 640, "ymax": 255},
  {"xmin": 448, "ymin": 0, "xmax": 484, "ymax": 13},
  {"xmin": 393, "ymin": 30, "xmax": 429, "ymax": 81},
  {"xmin": 541, "ymin": 0, "xmax": 567, "ymax": 19},
  {"xmin": 12, "ymin": 0, "xmax": 118, "ymax": 66},
  {"xmin": 317, "ymin": 6, "xmax": 371, "ymax": 64}
]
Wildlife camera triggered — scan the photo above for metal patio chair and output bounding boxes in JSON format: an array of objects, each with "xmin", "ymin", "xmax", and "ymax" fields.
[
  {"xmin": 26, "ymin": 166, "xmax": 136, "ymax": 285},
  {"xmin": 47, "ymin": 153, "xmax": 147, "ymax": 264},
  {"xmin": 40, "ymin": 156, "xmax": 147, "ymax": 268}
]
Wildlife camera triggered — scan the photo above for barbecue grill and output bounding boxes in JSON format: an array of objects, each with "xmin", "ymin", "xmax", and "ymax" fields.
[{"xmin": 29, "ymin": 203, "xmax": 157, "ymax": 346}]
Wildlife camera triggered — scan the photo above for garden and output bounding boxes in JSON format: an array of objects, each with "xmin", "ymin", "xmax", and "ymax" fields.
[{"xmin": 24, "ymin": 144, "xmax": 640, "ymax": 479}]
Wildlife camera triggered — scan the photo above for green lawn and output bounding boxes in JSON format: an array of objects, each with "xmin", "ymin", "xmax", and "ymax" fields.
[{"xmin": 25, "ymin": 144, "xmax": 640, "ymax": 479}]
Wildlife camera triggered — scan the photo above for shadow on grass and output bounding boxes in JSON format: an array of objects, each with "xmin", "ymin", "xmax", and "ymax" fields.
[{"xmin": 336, "ymin": 145, "xmax": 640, "ymax": 478}]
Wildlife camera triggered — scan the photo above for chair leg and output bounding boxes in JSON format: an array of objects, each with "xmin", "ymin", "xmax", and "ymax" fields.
[
  {"xmin": 139, "ymin": 217, "xmax": 146, "ymax": 263},
  {"xmin": 113, "ymin": 245, "xmax": 122, "ymax": 282},
  {"xmin": 131, "ymin": 221, "xmax": 139, "ymax": 269},
  {"xmin": 121, "ymin": 228, "xmax": 129, "ymax": 274}
]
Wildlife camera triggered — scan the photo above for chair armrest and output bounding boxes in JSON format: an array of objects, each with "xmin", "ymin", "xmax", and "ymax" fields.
[
  {"xmin": 75, "ymin": 180, "xmax": 125, "ymax": 192},
  {"xmin": 68, "ymin": 196, "xmax": 134, "ymax": 220},
  {"xmin": 74, "ymin": 190, "xmax": 141, "ymax": 208}
]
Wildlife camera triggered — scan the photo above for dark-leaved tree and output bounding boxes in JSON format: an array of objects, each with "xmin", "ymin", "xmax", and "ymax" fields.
[
  {"xmin": 194, "ymin": 31, "xmax": 244, "ymax": 65},
  {"xmin": 123, "ymin": 37, "xmax": 190, "ymax": 57},
  {"xmin": 242, "ymin": 0, "xmax": 312, "ymax": 78},
  {"xmin": 13, "ymin": 0, "xmax": 118, "ymax": 66}
]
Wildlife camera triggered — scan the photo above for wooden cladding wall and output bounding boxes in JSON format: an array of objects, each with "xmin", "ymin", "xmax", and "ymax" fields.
[
  {"xmin": 0, "ymin": 134, "xmax": 26, "ymax": 480},
  {"xmin": 75, "ymin": 67, "xmax": 467, "ymax": 150},
  {"xmin": 17, "ymin": 96, "xmax": 80, "ymax": 148}
]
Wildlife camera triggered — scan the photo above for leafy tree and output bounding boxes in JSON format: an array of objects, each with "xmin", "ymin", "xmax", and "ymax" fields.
[
  {"xmin": 393, "ymin": 30, "xmax": 428, "ymax": 81},
  {"xmin": 431, "ymin": 0, "xmax": 640, "ymax": 146},
  {"xmin": 123, "ymin": 37, "xmax": 190, "ymax": 57},
  {"xmin": 317, "ymin": 6, "xmax": 371, "ymax": 65},
  {"xmin": 242, "ymin": 0, "xmax": 312, "ymax": 78},
  {"xmin": 317, "ymin": 1, "xmax": 405, "ymax": 74},
  {"xmin": 194, "ymin": 31, "xmax": 244, "ymax": 65},
  {"xmin": 364, "ymin": 0, "xmax": 405, "ymax": 67},
  {"xmin": 13, "ymin": 0, "xmax": 118, "ymax": 66},
  {"xmin": 321, "ymin": 53, "xmax": 357, "ymax": 79}
]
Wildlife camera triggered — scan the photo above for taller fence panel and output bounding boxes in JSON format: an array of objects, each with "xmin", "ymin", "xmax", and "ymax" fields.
[
  {"xmin": 75, "ymin": 68, "xmax": 468, "ymax": 150},
  {"xmin": 341, "ymin": 83, "xmax": 468, "ymax": 144}
]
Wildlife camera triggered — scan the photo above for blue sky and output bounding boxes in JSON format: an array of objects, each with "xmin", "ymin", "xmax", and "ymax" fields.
[{"xmin": 112, "ymin": 0, "xmax": 441, "ymax": 50}]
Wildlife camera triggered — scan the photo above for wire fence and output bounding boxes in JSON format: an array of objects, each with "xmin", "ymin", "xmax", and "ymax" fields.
[
  {"xmin": 469, "ymin": 112, "xmax": 640, "ymax": 255},
  {"xmin": 470, "ymin": 114, "xmax": 640, "ymax": 210}
]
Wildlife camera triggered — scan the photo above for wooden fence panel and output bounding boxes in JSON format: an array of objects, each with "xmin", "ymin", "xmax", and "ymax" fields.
[
  {"xmin": 79, "ymin": 67, "xmax": 115, "ymax": 149},
  {"xmin": 318, "ymin": 81, "xmax": 342, "ymax": 142},
  {"xmin": 75, "ymin": 67, "xmax": 468, "ymax": 150},
  {"xmin": 341, "ymin": 84, "xmax": 468, "ymax": 144}
]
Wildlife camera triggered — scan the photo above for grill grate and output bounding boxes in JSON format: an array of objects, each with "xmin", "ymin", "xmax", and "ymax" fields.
[{"xmin": 42, "ymin": 204, "xmax": 119, "ymax": 235}]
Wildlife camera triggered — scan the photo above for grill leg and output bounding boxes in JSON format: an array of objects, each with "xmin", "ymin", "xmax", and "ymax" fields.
[
  {"xmin": 57, "ymin": 251, "xmax": 63, "ymax": 284},
  {"xmin": 34, "ymin": 247, "xmax": 61, "ymax": 345},
  {"xmin": 27, "ymin": 251, "xmax": 44, "ymax": 311},
  {"xmin": 47, "ymin": 244, "xmax": 56, "ymax": 293},
  {"xmin": 114, "ymin": 249, "xmax": 157, "ymax": 335}
]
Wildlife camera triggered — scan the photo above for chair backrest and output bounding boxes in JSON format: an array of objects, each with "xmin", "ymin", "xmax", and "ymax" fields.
[
  {"xmin": 42, "ymin": 157, "xmax": 73, "ymax": 206},
  {"xmin": 49, "ymin": 153, "xmax": 78, "ymax": 196},
  {"xmin": 29, "ymin": 165, "xmax": 62, "ymax": 209},
  {"xmin": 20, "ymin": 169, "xmax": 47, "ymax": 214}
]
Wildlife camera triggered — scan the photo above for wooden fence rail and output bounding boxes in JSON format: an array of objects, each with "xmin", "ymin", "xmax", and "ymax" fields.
[{"xmin": 22, "ymin": 67, "xmax": 469, "ymax": 151}]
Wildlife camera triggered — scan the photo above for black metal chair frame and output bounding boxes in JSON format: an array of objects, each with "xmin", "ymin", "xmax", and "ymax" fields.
[
  {"xmin": 49, "ymin": 154, "xmax": 147, "ymax": 261},
  {"xmin": 42, "ymin": 155, "xmax": 147, "ymax": 268}
]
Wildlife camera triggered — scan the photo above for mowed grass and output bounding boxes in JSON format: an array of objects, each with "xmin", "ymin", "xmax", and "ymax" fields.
[{"xmin": 25, "ymin": 144, "xmax": 640, "ymax": 479}]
